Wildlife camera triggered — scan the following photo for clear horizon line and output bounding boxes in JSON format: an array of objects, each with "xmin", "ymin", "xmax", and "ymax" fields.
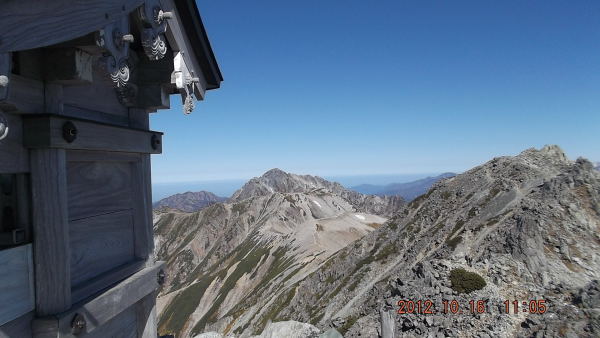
[{"xmin": 151, "ymin": 171, "xmax": 459, "ymax": 185}]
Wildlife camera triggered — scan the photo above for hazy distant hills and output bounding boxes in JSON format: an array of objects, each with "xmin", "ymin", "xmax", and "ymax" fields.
[
  {"xmin": 595, "ymin": 162, "xmax": 599, "ymax": 171},
  {"xmin": 153, "ymin": 191, "xmax": 227, "ymax": 212},
  {"xmin": 351, "ymin": 172, "xmax": 456, "ymax": 201}
]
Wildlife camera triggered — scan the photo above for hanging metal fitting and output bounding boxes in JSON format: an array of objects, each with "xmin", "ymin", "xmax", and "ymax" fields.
[{"xmin": 157, "ymin": 10, "xmax": 174, "ymax": 22}]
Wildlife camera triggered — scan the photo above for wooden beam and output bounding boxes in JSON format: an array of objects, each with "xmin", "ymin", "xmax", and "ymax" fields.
[
  {"xmin": 0, "ymin": 0, "xmax": 144, "ymax": 53},
  {"xmin": 44, "ymin": 49, "xmax": 93, "ymax": 85},
  {"xmin": 23, "ymin": 115, "xmax": 163, "ymax": 154},
  {"xmin": 32, "ymin": 261, "xmax": 164, "ymax": 338},
  {"xmin": 62, "ymin": 262, "xmax": 163, "ymax": 334},
  {"xmin": 30, "ymin": 148, "xmax": 71, "ymax": 316},
  {"xmin": 138, "ymin": 84, "xmax": 170, "ymax": 110}
]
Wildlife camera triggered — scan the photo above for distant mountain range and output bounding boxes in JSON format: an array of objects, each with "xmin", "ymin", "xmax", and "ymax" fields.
[
  {"xmin": 595, "ymin": 162, "xmax": 599, "ymax": 171},
  {"xmin": 153, "ymin": 191, "xmax": 227, "ymax": 212},
  {"xmin": 351, "ymin": 172, "xmax": 456, "ymax": 200}
]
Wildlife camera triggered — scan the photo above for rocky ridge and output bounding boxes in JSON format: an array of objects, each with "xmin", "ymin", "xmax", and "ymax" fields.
[
  {"xmin": 154, "ymin": 191, "xmax": 228, "ymax": 212},
  {"xmin": 155, "ymin": 170, "xmax": 404, "ymax": 337},
  {"xmin": 232, "ymin": 169, "xmax": 404, "ymax": 217},
  {"xmin": 255, "ymin": 145, "xmax": 600, "ymax": 337}
]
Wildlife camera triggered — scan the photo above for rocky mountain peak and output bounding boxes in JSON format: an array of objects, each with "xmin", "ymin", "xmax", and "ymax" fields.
[
  {"xmin": 231, "ymin": 168, "xmax": 341, "ymax": 202},
  {"xmin": 518, "ymin": 144, "xmax": 569, "ymax": 164}
]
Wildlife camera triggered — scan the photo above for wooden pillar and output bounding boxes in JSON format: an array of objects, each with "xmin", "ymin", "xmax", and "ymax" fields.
[
  {"xmin": 30, "ymin": 148, "xmax": 71, "ymax": 316},
  {"xmin": 132, "ymin": 157, "xmax": 154, "ymax": 263},
  {"xmin": 129, "ymin": 108, "xmax": 155, "ymax": 265}
]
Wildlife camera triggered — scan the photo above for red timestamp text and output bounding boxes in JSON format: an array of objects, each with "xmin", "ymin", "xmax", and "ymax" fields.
[{"xmin": 396, "ymin": 299, "xmax": 488, "ymax": 314}]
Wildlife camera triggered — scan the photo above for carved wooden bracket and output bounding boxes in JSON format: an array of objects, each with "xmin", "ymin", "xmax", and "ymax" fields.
[
  {"xmin": 96, "ymin": 17, "xmax": 137, "ymax": 106},
  {"xmin": 173, "ymin": 52, "xmax": 199, "ymax": 115},
  {"xmin": 136, "ymin": 0, "xmax": 171, "ymax": 61}
]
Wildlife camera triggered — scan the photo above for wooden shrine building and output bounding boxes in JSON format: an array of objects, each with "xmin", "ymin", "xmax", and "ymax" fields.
[{"xmin": 0, "ymin": 1, "xmax": 222, "ymax": 337}]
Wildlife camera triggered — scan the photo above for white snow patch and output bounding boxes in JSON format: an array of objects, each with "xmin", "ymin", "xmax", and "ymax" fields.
[
  {"xmin": 354, "ymin": 214, "xmax": 366, "ymax": 221},
  {"xmin": 311, "ymin": 200, "xmax": 322, "ymax": 208}
]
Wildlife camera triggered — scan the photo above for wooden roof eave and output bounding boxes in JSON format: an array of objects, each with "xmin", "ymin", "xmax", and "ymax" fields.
[{"xmin": 0, "ymin": 0, "xmax": 222, "ymax": 114}]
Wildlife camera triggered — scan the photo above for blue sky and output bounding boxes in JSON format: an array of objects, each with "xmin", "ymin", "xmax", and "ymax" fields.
[{"xmin": 150, "ymin": 0, "xmax": 600, "ymax": 183}]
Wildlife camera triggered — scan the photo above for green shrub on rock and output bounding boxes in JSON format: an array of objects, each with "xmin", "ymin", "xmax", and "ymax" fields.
[{"xmin": 449, "ymin": 268, "xmax": 486, "ymax": 294}]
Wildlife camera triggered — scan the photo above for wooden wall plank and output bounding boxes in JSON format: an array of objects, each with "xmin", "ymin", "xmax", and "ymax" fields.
[
  {"xmin": 0, "ymin": 112, "xmax": 29, "ymax": 173},
  {"xmin": 23, "ymin": 115, "xmax": 163, "ymax": 154},
  {"xmin": 67, "ymin": 161, "xmax": 133, "ymax": 221},
  {"xmin": 62, "ymin": 105, "xmax": 130, "ymax": 127},
  {"xmin": 69, "ymin": 210, "xmax": 135, "ymax": 287},
  {"xmin": 132, "ymin": 158, "xmax": 153, "ymax": 262},
  {"xmin": 66, "ymin": 150, "xmax": 140, "ymax": 163},
  {"xmin": 30, "ymin": 148, "xmax": 71, "ymax": 316},
  {"xmin": 0, "ymin": 0, "xmax": 144, "ymax": 52},
  {"xmin": 0, "ymin": 311, "xmax": 34, "ymax": 338},
  {"xmin": 71, "ymin": 260, "xmax": 145, "ymax": 305},
  {"xmin": 0, "ymin": 245, "xmax": 35, "ymax": 326}
]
